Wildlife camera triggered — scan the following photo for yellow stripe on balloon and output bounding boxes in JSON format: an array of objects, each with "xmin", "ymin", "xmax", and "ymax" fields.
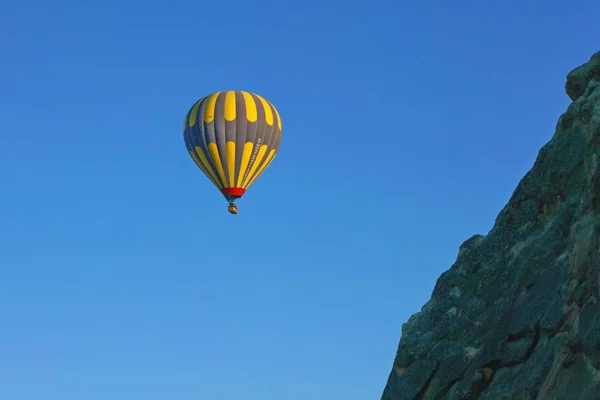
[
  {"xmin": 189, "ymin": 150, "xmax": 219, "ymax": 188},
  {"xmin": 237, "ymin": 142, "xmax": 254, "ymax": 187},
  {"xmin": 255, "ymin": 95, "xmax": 273, "ymax": 126},
  {"xmin": 194, "ymin": 146, "xmax": 222, "ymax": 189},
  {"xmin": 245, "ymin": 149, "xmax": 276, "ymax": 189},
  {"xmin": 272, "ymin": 103, "xmax": 282, "ymax": 131},
  {"xmin": 226, "ymin": 141, "xmax": 235, "ymax": 187},
  {"xmin": 189, "ymin": 97, "xmax": 204, "ymax": 127},
  {"xmin": 204, "ymin": 92, "xmax": 221, "ymax": 123},
  {"xmin": 208, "ymin": 142, "xmax": 228, "ymax": 187},
  {"xmin": 242, "ymin": 145, "xmax": 268, "ymax": 188},
  {"xmin": 242, "ymin": 91, "xmax": 257, "ymax": 122},
  {"xmin": 224, "ymin": 91, "xmax": 236, "ymax": 121}
]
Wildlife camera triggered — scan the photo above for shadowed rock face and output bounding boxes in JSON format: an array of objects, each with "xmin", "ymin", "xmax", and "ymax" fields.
[{"xmin": 381, "ymin": 51, "xmax": 600, "ymax": 400}]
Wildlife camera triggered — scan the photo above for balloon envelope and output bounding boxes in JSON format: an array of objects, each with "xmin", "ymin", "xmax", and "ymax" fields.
[{"xmin": 183, "ymin": 90, "xmax": 283, "ymax": 202}]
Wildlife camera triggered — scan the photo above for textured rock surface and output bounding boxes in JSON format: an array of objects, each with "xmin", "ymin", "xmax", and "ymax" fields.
[{"xmin": 381, "ymin": 51, "xmax": 600, "ymax": 400}]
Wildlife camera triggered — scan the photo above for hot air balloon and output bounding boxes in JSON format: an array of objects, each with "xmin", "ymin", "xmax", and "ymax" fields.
[{"xmin": 183, "ymin": 90, "xmax": 283, "ymax": 214}]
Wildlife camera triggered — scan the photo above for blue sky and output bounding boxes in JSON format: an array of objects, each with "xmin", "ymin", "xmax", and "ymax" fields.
[{"xmin": 2, "ymin": 0, "xmax": 599, "ymax": 399}]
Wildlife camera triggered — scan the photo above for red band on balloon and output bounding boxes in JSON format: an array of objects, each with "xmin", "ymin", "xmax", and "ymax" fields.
[{"xmin": 221, "ymin": 187, "xmax": 246, "ymax": 199}]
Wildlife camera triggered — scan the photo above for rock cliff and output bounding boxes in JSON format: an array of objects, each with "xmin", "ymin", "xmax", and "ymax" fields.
[{"xmin": 381, "ymin": 51, "xmax": 600, "ymax": 400}]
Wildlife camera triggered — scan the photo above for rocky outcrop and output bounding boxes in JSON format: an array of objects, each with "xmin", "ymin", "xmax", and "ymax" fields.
[{"xmin": 381, "ymin": 51, "xmax": 600, "ymax": 400}]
